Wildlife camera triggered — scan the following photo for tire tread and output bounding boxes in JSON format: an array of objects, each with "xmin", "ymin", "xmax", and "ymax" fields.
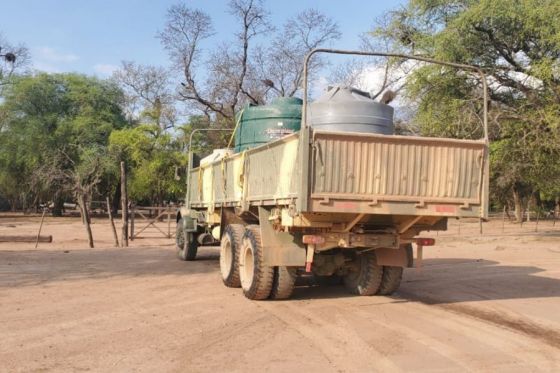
[
  {"xmin": 220, "ymin": 224, "xmax": 245, "ymax": 287},
  {"xmin": 343, "ymin": 252, "xmax": 383, "ymax": 296},
  {"xmin": 241, "ymin": 225, "xmax": 273, "ymax": 300},
  {"xmin": 269, "ymin": 266, "xmax": 296, "ymax": 300},
  {"xmin": 176, "ymin": 219, "xmax": 198, "ymax": 261},
  {"xmin": 377, "ymin": 266, "xmax": 403, "ymax": 295}
]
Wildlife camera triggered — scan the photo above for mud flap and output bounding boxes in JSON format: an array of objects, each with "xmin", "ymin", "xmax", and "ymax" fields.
[
  {"xmin": 258, "ymin": 207, "xmax": 306, "ymax": 266},
  {"xmin": 179, "ymin": 208, "xmax": 199, "ymax": 232},
  {"xmin": 375, "ymin": 246, "xmax": 409, "ymax": 267}
]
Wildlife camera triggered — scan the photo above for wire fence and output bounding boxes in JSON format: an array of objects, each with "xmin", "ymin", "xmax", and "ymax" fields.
[{"xmin": 437, "ymin": 213, "xmax": 560, "ymax": 238}]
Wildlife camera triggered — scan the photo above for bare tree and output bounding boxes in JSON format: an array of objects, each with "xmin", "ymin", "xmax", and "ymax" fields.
[
  {"xmin": 112, "ymin": 61, "xmax": 176, "ymax": 129},
  {"xmin": 328, "ymin": 32, "xmax": 419, "ymax": 101},
  {"xmin": 0, "ymin": 33, "xmax": 30, "ymax": 88},
  {"xmin": 329, "ymin": 58, "xmax": 370, "ymax": 90},
  {"xmin": 158, "ymin": 2, "xmax": 340, "ymax": 126},
  {"xmin": 258, "ymin": 9, "xmax": 341, "ymax": 99},
  {"xmin": 227, "ymin": 0, "xmax": 271, "ymax": 106},
  {"xmin": 31, "ymin": 149, "xmax": 107, "ymax": 248},
  {"xmin": 72, "ymin": 154, "xmax": 104, "ymax": 248},
  {"xmin": 158, "ymin": 4, "xmax": 227, "ymax": 120},
  {"xmin": 160, "ymin": 0, "xmax": 271, "ymax": 124}
]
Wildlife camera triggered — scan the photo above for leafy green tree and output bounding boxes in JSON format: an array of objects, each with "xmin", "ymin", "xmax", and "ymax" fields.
[
  {"xmin": 372, "ymin": 0, "xmax": 560, "ymax": 221},
  {"xmin": 109, "ymin": 124, "xmax": 186, "ymax": 205},
  {"xmin": 0, "ymin": 73, "xmax": 127, "ymax": 214}
]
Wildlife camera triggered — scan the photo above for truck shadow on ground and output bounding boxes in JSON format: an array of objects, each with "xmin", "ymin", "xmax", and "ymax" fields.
[
  {"xmin": 395, "ymin": 258, "xmax": 560, "ymax": 349},
  {"xmin": 0, "ymin": 246, "xmax": 220, "ymax": 288},
  {"xmin": 397, "ymin": 258, "xmax": 560, "ymax": 304},
  {"xmin": 291, "ymin": 258, "xmax": 560, "ymax": 303},
  {"xmin": 3, "ymin": 247, "xmax": 560, "ymax": 306}
]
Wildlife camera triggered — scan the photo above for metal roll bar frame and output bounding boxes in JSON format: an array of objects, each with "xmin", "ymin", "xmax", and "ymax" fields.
[
  {"xmin": 297, "ymin": 49, "xmax": 489, "ymax": 220},
  {"xmin": 301, "ymin": 48, "xmax": 489, "ymax": 143}
]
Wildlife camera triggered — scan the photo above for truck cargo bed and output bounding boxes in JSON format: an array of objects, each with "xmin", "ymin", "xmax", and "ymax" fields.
[
  {"xmin": 187, "ymin": 129, "xmax": 488, "ymax": 219},
  {"xmin": 309, "ymin": 130, "xmax": 487, "ymax": 218}
]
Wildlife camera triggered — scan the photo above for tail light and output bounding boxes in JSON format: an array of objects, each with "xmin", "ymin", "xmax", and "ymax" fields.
[
  {"xmin": 302, "ymin": 235, "xmax": 325, "ymax": 245},
  {"xmin": 416, "ymin": 237, "xmax": 435, "ymax": 246}
]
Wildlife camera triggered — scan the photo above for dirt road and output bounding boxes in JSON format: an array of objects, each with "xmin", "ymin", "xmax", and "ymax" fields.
[{"xmin": 1, "ymin": 214, "xmax": 559, "ymax": 372}]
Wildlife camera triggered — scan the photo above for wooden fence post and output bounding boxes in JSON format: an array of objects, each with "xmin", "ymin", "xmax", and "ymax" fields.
[
  {"xmin": 167, "ymin": 205, "xmax": 171, "ymax": 238},
  {"xmin": 106, "ymin": 197, "xmax": 119, "ymax": 247},
  {"xmin": 78, "ymin": 194, "xmax": 94, "ymax": 248},
  {"xmin": 535, "ymin": 208, "xmax": 540, "ymax": 232},
  {"xmin": 120, "ymin": 161, "xmax": 128, "ymax": 247},
  {"xmin": 130, "ymin": 203, "xmax": 135, "ymax": 241},
  {"xmin": 34, "ymin": 209, "xmax": 47, "ymax": 249}
]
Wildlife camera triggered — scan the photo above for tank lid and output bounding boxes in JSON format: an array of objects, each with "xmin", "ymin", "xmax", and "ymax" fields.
[{"xmin": 315, "ymin": 86, "xmax": 375, "ymax": 103}]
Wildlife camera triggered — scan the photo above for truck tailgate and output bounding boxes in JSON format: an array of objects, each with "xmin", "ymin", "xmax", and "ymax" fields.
[{"xmin": 310, "ymin": 131, "xmax": 487, "ymax": 218}]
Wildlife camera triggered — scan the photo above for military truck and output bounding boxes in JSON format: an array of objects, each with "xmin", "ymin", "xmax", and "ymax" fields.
[{"xmin": 175, "ymin": 49, "xmax": 490, "ymax": 300}]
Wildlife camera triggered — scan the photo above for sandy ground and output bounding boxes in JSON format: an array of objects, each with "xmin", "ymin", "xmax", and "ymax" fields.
[{"xmin": 1, "ymin": 213, "xmax": 559, "ymax": 372}]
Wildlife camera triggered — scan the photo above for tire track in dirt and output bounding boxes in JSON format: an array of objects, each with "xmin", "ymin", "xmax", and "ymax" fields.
[
  {"xmin": 345, "ymin": 306, "xmax": 494, "ymax": 371},
  {"xmin": 259, "ymin": 301, "xmax": 403, "ymax": 372},
  {"xmin": 399, "ymin": 290, "xmax": 560, "ymax": 350},
  {"xmin": 432, "ymin": 303, "xmax": 555, "ymax": 369},
  {"xmin": 442, "ymin": 303, "xmax": 560, "ymax": 349},
  {"xmin": 345, "ymin": 300, "xmax": 557, "ymax": 371}
]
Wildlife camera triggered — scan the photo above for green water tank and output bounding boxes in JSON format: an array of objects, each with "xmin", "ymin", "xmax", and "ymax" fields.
[{"xmin": 234, "ymin": 97, "xmax": 302, "ymax": 152}]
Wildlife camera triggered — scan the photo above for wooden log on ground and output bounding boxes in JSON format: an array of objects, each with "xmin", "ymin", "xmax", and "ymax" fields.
[{"xmin": 0, "ymin": 235, "xmax": 53, "ymax": 243}]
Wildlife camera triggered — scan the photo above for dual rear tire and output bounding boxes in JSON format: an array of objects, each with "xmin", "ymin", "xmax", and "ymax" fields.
[
  {"xmin": 220, "ymin": 224, "xmax": 296, "ymax": 300},
  {"xmin": 343, "ymin": 252, "xmax": 384, "ymax": 295},
  {"xmin": 342, "ymin": 252, "xmax": 403, "ymax": 296},
  {"xmin": 219, "ymin": 224, "xmax": 245, "ymax": 288},
  {"xmin": 270, "ymin": 266, "xmax": 297, "ymax": 300},
  {"xmin": 378, "ymin": 266, "xmax": 403, "ymax": 295},
  {"xmin": 238, "ymin": 225, "xmax": 274, "ymax": 300}
]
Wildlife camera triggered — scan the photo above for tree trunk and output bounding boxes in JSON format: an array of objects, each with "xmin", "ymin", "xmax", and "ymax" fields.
[
  {"xmin": 505, "ymin": 202, "xmax": 512, "ymax": 220},
  {"xmin": 112, "ymin": 185, "xmax": 121, "ymax": 215},
  {"xmin": 120, "ymin": 161, "xmax": 129, "ymax": 247},
  {"xmin": 51, "ymin": 193, "xmax": 64, "ymax": 217},
  {"xmin": 31, "ymin": 195, "xmax": 39, "ymax": 214},
  {"xmin": 512, "ymin": 188, "xmax": 523, "ymax": 223},
  {"xmin": 77, "ymin": 193, "xmax": 94, "ymax": 248}
]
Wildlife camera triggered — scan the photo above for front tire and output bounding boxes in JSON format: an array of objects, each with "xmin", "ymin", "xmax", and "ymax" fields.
[
  {"xmin": 176, "ymin": 219, "xmax": 198, "ymax": 261},
  {"xmin": 220, "ymin": 224, "xmax": 245, "ymax": 288},
  {"xmin": 239, "ymin": 225, "xmax": 273, "ymax": 300},
  {"xmin": 343, "ymin": 252, "xmax": 383, "ymax": 296}
]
